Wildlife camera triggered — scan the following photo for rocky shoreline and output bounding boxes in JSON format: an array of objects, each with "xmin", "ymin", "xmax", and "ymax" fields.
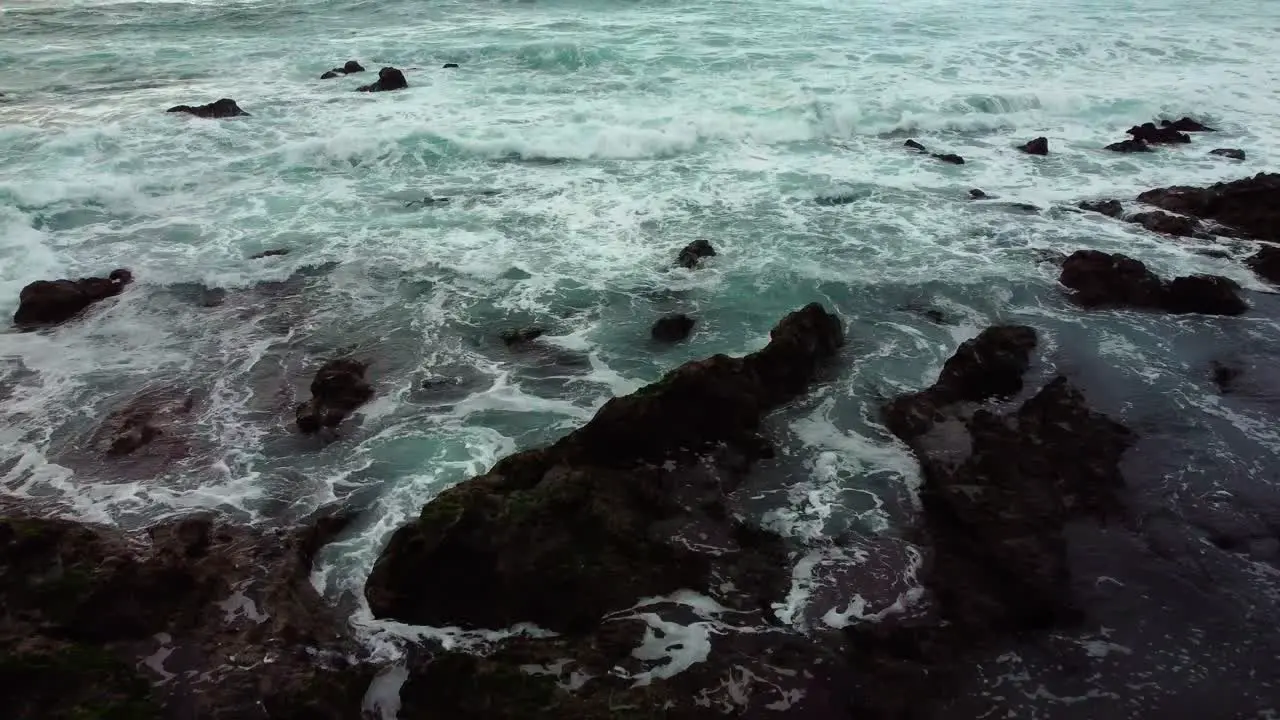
[{"xmin": 5, "ymin": 165, "xmax": 1280, "ymax": 717}]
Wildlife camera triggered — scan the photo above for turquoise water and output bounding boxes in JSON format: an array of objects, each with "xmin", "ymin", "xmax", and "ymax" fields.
[{"xmin": 4, "ymin": 0, "xmax": 1280, "ymax": 692}]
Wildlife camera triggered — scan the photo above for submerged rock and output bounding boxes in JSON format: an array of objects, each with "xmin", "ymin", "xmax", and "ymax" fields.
[
  {"xmin": 1137, "ymin": 173, "xmax": 1280, "ymax": 242},
  {"xmin": 500, "ymin": 326, "xmax": 545, "ymax": 346},
  {"xmin": 321, "ymin": 60, "xmax": 365, "ymax": 79},
  {"xmin": 12, "ymin": 269, "xmax": 133, "ymax": 329},
  {"xmin": 1078, "ymin": 199, "xmax": 1123, "ymax": 217},
  {"xmin": 969, "ymin": 188, "xmax": 989, "ymax": 199},
  {"xmin": 1162, "ymin": 116, "xmax": 1215, "ymax": 132},
  {"xmin": 1019, "ymin": 136, "xmax": 1049, "ymax": 155},
  {"xmin": 1105, "ymin": 138, "xmax": 1152, "ymax": 153},
  {"xmin": 1210, "ymin": 148, "xmax": 1246, "ymax": 160},
  {"xmin": 443, "ymin": 63, "xmax": 459, "ymax": 69},
  {"xmin": 1128, "ymin": 210, "xmax": 1203, "ymax": 237},
  {"xmin": 295, "ymin": 358, "xmax": 374, "ymax": 434},
  {"xmin": 676, "ymin": 239, "xmax": 716, "ymax": 268},
  {"xmin": 1126, "ymin": 122, "xmax": 1191, "ymax": 144},
  {"xmin": 904, "ymin": 139, "xmax": 927, "ymax": 152},
  {"xmin": 364, "ymin": 303, "xmax": 843, "ymax": 633},
  {"xmin": 932, "ymin": 152, "xmax": 965, "ymax": 165},
  {"xmin": 100, "ymin": 389, "xmax": 195, "ymax": 458},
  {"xmin": 249, "ymin": 248, "xmax": 290, "ymax": 259},
  {"xmin": 1059, "ymin": 249, "xmax": 1246, "ymax": 315},
  {"xmin": 650, "ymin": 313, "xmax": 695, "ymax": 342},
  {"xmin": 356, "ymin": 67, "xmax": 408, "ymax": 92},
  {"xmin": 1211, "ymin": 360, "xmax": 1243, "ymax": 393},
  {"xmin": 166, "ymin": 98, "xmax": 248, "ymax": 118}
]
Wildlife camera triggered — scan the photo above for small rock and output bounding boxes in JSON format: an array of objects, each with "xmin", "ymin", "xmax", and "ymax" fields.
[
  {"xmin": 166, "ymin": 99, "xmax": 249, "ymax": 119},
  {"xmin": 969, "ymin": 189, "xmax": 989, "ymax": 200},
  {"xmin": 1079, "ymin": 199, "xmax": 1123, "ymax": 217},
  {"xmin": 1019, "ymin": 137, "xmax": 1049, "ymax": 155},
  {"xmin": 343, "ymin": 60, "xmax": 365, "ymax": 74},
  {"xmin": 12, "ymin": 269, "xmax": 134, "ymax": 328},
  {"xmin": 357, "ymin": 67, "xmax": 408, "ymax": 93},
  {"xmin": 443, "ymin": 63, "xmax": 459, "ymax": 69},
  {"xmin": 249, "ymin": 249, "xmax": 290, "ymax": 259},
  {"xmin": 651, "ymin": 314, "xmax": 695, "ymax": 342},
  {"xmin": 932, "ymin": 153, "xmax": 965, "ymax": 165},
  {"xmin": 1162, "ymin": 117, "xmax": 1215, "ymax": 132},
  {"xmin": 296, "ymin": 358, "xmax": 374, "ymax": 435},
  {"xmin": 904, "ymin": 139, "xmax": 927, "ymax": 152},
  {"xmin": 1105, "ymin": 138, "xmax": 1152, "ymax": 153},
  {"xmin": 1246, "ymin": 244, "xmax": 1280, "ymax": 284},
  {"xmin": 677, "ymin": 239, "xmax": 717, "ymax": 269},
  {"xmin": 1209, "ymin": 148, "xmax": 1246, "ymax": 160},
  {"xmin": 814, "ymin": 193, "xmax": 857, "ymax": 206},
  {"xmin": 501, "ymin": 327, "xmax": 545, "ymax": 347},
  {"xmin": 1126, "ymin": 122, "xmax": 1191, "ymax": 144},
  {"xmin": 1164, "ymin": 274, "xmax": 1247, "ymax": 316},
  {"xmin": 1128, "ymin": 210, "xmax": 1202, "ymax": 237},
  {"xmin": 320, "ymin": 70, "xmax": 340, "ymax": 80}
]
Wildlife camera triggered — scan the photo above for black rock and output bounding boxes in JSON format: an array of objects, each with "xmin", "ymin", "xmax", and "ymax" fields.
[
  {"xmin": 443, "ymin": 63, "xmax": 459, "ymax": 69},
  {"xmin": 904, "ymin": 139, "xmax": 928, "ymax": 152},
  {"xmin": 295, "ymin": 358, "xmax": 374, "ymax": 434},
  {"xmin": 501, "ymin": 327, "xmax": 545, "ymax": 346},
  {"xmin": 1210, "ymin": 148, "xmax": 1246, "ymax": 160},
  {"xmin": 677, "ymin": 239, "xmax": 717, "ymax": 269},
  {"xmin": 249, "ymin": 248, "xmax": 290, "ymax": 259},
  {"xmin": 969, "ymin": 189, "xmax": 989, "ymax": 199},
  {"xmin": 320, "ymin": 70, "xmax": 340, "ymax": 80},
  {"xmin": 342, "ymin": 60, "xmax": 365, "ymax": 74},
  {"xmin": 1126, "ymin": 122, "xmax": 1191, "ymax": 144},
  {"xmin": 1078, "ymin": 199, "xmax": 1123, "ymax": 217},
  {"xmin": 1059, "ymin": 249, "xmax": 1246, "ymax": 315},
  {"xmin": 1162, "ymin": 117, "xmax": 1215, "ymax": 132},
  {"xmin": 166, "ymin": 99, "xmax": 249, "ymax": 119},
  {"xmin": 13, "ymin": 269, "xmax": 134, "ymax": 328},
  {"xmin": 1211, "ymin": 360, "xmax": 1242, "ymax": 393},
  {"xmin": 651, "ymin": 313, "xmax": 695, "ymax": 342},
  {"xmin": 1247, "ymin": 244, "xmax": 1280, "ymax": 284},
  {"xmin": 814, "ymin": 193, "xmax": 857, "ymax": 206},
  {"xmin": 1019, "ymin": 137, "xmax": 1049, "ymax": 155},
  {"xmin": 356, "ymin": 67, "xmax": 408, "ymax": 92},
  {"xmin": 1137, "ymin": 173, "xmax": 1280, "ymax": 242},
  {"xmin": 1128, "ymin": 210, "xmax": 1203, "ymax": 237},
  {"xmin": 1105, "ymin": 138, "xmax": 1152, "ymax": 153},
  {"xmin": 932, "ymin": 153, "xmax": 965, "ymax": 165}
]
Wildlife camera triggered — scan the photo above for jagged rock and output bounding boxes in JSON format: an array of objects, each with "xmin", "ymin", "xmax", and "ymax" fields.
[
  {"xmin": 166, "ymin": 99, "xmax": 248, "ymax": 118},
  {"xmin": 1079, "ymin": 199, "xmax": 1123, "ymax": 217},
  {"xmin": 1162, "ymin": 117, "xmax": 1215, "ymax": 132},
  {"xmin": 364, "ymin": 304, "xmax": 843, "ymax": 633},
  {"xmin": 1137, "ymin": 173, "xmax": 1280, "ymax": 242},
  {"xmin": 500, "ymin": 327, "xmax": 545, "ymax": 346},
  {"xmin": 249, "ymin": 248, "xmax": 289, "ymax": 259},
  {"xmin": 1128, "ymin": 210, "xmax": 1203, "ymax": 237},
  {"xmin": 1126, "ymin": 122, "xmax": 1191, "ymax": 144},
  {"xmin": 1105, "ymin": 138, "xmax": 1152, "ymax": 153},
  {"xmin": 295, "ymin": 358, "xmax": 374, "ymax": 434},
  {"xmin": 1246, "ymin": 244, "xmax": 1280, "ymax": 284},
  {"xmin": 321, "ymin": 60, "xmax": 365, "ymax": 79},
  {"xmin": 0, "ymin": 508, "xmax": 368, "ymax": 719},
  {"xmin": 651, "ymin": 313, "xmax": 695, "ymax": 342},
  {"xmin": 1020, "ymin": 137, "xmax": 1049, "ymax": 155},
  {"xmin": 1210, "ymin": 148, "xmax": 1246, "ymax": 160},
  {"xmin": 676, "ymin": 239, "xmax": 716, "ymax": 269},
  {"xmin": 356, "ymin": 67, "xmax": 408, "ymax": 92},
  {"xmin": 12, "ymin": 269, "xmax": 133, "ymax": 328},
  {"xmin": 1059, "ymin": 249, "xmax": 1246, "ymax": 315}
]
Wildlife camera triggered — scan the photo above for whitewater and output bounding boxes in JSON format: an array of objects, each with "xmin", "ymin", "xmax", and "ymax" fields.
[{"xmin": 4, "ymin": 0, "xmax": 1280, "ymax": 715}]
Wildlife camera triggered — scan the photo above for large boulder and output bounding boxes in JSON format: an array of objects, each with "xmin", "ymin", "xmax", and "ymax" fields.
[
  {"xmin": 295, "ymin": 358, "xmax": 374, "ymax": 434},
  {"xmin": 1059, "ymin": 249, "xmax": 1246, "ymax": 315},
  {"xmin": 12, "ymin": 269, "xmax": 133, "ymax": 328},
  {"xmin": 356, "ymin": 67, "xmax": 408, "ymax": 92},
  {"xmin": 1126, "ymin": 122, "xmax": 1191, "ymax": 144},
  {"xmin": 166, "ymin": 99, "xmax": 248, "ymax": 118},
  {"xmin": 1137, "ymin": 173, "xmax": 1280, "ymax": 242},
  {"xmin": 364, "ymin": 303, "xmax": 843, "ymax": 633}
]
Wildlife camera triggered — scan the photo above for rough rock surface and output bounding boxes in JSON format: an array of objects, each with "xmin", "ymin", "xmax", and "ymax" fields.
[
  {"xmin": 650, "ymin": 313, "xmax": 695, "ymax": 342},
  {"xmin": 0, "ymin": 507, "xmax": 368, "ymax": 719},
  {"xmin": 356, "ymin": 67, "xmax": 408, "ymax": 92},
  {"xmin": 1162, "ymin": 116, "xmax": 1215, "ymax": 132},
  {"xmin": 1059, "ymin": 250, "xmax": 1246, "ymax": 315},
  {"xmin": 1019, "ymin": 136, "xmax": 1049, "ymax": 155},
  {"xmin": 165, "ymin": 99, "xmax": 248, "ymax": 118},
  {"xmin": 1105, "ymin": 138, "xmax": 1152, "ymax": 153},
  {"xmin": 1127, "ymin": 209, "xmax": 1204, "ymax": 237},
  {"xmin": 12, "ymin": 269, "xmax": 133, "ymax": 328},
  {"xmin": 676, "ymin": 239, "xmax": 716, "ymax": 268},
  {"xmin": 1137, "ymin": 173, "xmax": 1280, "ymax": 242},
  {"xmin": 1078, "ymin": 199, "xmax": 1123, "ymax": 217},
  {"xmin": 1210, "ymin": 148, "xmax": 1246, "ymax": 160},
  {"xmin": 1126, "ymin": 122, "xmax": 1191, "ymax": 144},
  {"xmin": 320, "ymin": 60, "xmax": 364, "ymax": 79},
  {"xmin": 295, "ymin": 358, "xmax": 374, "ymax": 434},
  {"xmin": 1246, "ymin": 244, "xmax": 1280, "ymax": 284}
]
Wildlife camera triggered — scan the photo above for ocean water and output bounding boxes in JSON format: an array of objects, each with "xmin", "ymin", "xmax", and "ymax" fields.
[{"xmin": 4, "ymin": 0, "xmax": 1280, "ymax": 712}]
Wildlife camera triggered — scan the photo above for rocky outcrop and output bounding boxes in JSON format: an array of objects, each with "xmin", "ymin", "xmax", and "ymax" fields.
[
  {"xmin": 1078, "ymin": 199, "xmax": 1123, "ymax": 217},
  {"xmin": 1210, "ymin": 148, "xmax": 1246, "ymax": 160},
  {"xmin": 1105, "ymin": 138, "xmax": 1152, "ymax": 153},
  {"xmin": 1019, "ymin": 136, "xmax": 1049, "ymax": 155},
  {"xmin": 1246, "ymin": 244, "xmax": 1280, "ymax": 284},
  {"xmin": 166, "ymin": 99, "xmax": 248, "ymax": 118},
  {"xmin": 356, "ymin": 67, "xmax": 408, "ymax": 92},
  {"xmin": 1127, "ymin": 122, "xmax": 1191, "ymax": 144},
  {"xmin": 651, "ymin": 313, "xmax": 695, "ymax": 342},
  {"xmin": 1137, "ymin": 173, "xmax": 1280, "ymax": 242},
  {"xmin": 364, "ymin": 303, "xmax": 843, "ymax": 632},
  {"xmin": 12, "ymin": 269, "xmax": 133, "ymax": 329},
  {"xmin": 676, "ymin": 239, "xmax": 716, "ymax": 268},
  {"xmin": 320, "ymin": 60, "xmax": 365, "ymax": 79},
  {"xmin": 1128, "ymin": 210, "xmax": 1204, "ymax": 237},
  {"xmin": 1162, "ymin": 116, "xmax": 1215, "ymax": 132},
  {"xmin": 1059, "ymin": 249, "xmax": 1246, "ymax": 315},
  {"xmin": 295, "ymin": 358, "xmax": 374, "ymax": 434},
  {"xmin": 0, "ymin": 507, "xmax": 368, "ymax": 719},
  {"xmin": 903, "ymin": 138, "xmax": 965, "ymax": 164}
]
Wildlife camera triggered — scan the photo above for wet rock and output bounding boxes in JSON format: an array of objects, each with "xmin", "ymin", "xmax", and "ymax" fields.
[
  {"xmin": 500, "ymin": 327, "xmax": 545, "ymax": 346},
  {"xmin": 295, "ymin": 358, "xmax": 374, "ymax": 434},
  {"xmin": 1137, "ymin": 173, "xmax": 1280, "ymax": 242},
  {"xmin": 0, "ymin": 507, "xmax": 368, "ymax": 719},
  {"xmin": 932, "ymin": 152, "xmax": 965, "ymax": 165},
  {"xmin": 969, "ymin": 188, "xmax": 989, "ymax": 199},
  {"xmin": 12, "ymin": 269, "xmax": 133, "ymax": 329},
  {"xmin": 815, "ymin": 192, "xmax": 858, "ymax": 206},
  {"xmin": 1126, "ymin": 122, "xmax": 1191, "ymax": 144},
  {"xmin": 1020, "ymin": 136, "xmax": 1049, "ymax": 155},
  {"xmin": 1211, "ymin": 360, "xmax": 1243, "ymax": 393},
  {"xmin": 321, "ymin": 60, "xmax": 365, "ymax": 79},
  {"xmin": 442, "ymin": 63, "xmax": 459, "ymax": 69},
  {"xmin": 249, "ymin": 248, "xmax": 289, "ymax": 259},
  {"xmin": 1246, "ymin": 244, "xmax": 1280, "ymax": 284},
  {"xmin": 1059, "ymin": 249, "xmax": 1246, "ymax": 315},
  {"xmin": 676, "ymin": 239, "xmax": 716, "ymax": 269},
  {"xmin": 1128, "ymin": 210, "xmax": 1203, "ymax": 237},
  {"xmin": 356, "ymin": 67, "xmax": 408, "ymax": 92},
  {"xmin": 166, "ymin": 98, "xmax": 248, "ymax": 118},
  {"xmin": 364, "ymin": 303, "xmax": 843, "ymax": 633},
  {"xmin": 100, "ymin": 390, "xmax": 195, "ymax": 458},
  {"xmin": 1210, "ymin": 148, "xmax": 1246, "ymax": 160},
  {"xmin": 1105, "ymin": 138, "xmax": 1153, "ymax": 153},
  {"xmin": 1162, "ymin": 116, "xmax": 1215, "ymax": 132},
  {"xmin": 904, "ymin": 139, "xmax": 927, "ymax": 152},
  {"xmin": 1079, "ymin": 199, "xmax": 1123, "ymax": 217},
  {"xmin": 650, "ymin": 313, "xmax": 695, "ymax": 342}
]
